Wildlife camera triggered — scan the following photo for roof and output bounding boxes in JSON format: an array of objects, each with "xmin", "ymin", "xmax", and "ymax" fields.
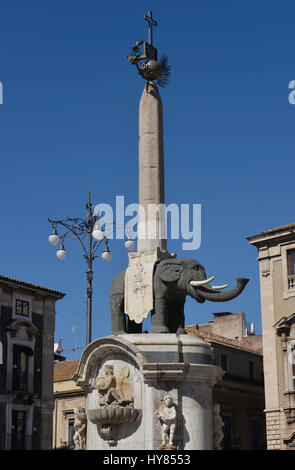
[
  {"xmin": 185, "ymin": 327, "xmax": 263, "ymax": 355},
  {"xmin": 54, "ymin": 359, "xmax": 79, "ymax": 381},
  {"xmin": 247, "ymin": 222, "xmax": 295, "ymax": 244},
  {"xmin": 260, "ymin": 223, "xmax": 295, "ymax": 235},
  {"xmin": 0, "ymin": 274, "xmax": 65, "ymax": 298}
]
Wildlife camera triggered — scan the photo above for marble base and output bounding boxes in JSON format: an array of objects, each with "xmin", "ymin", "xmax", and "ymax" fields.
[{"xmin": 74, "ymin": 334, "xmax": 223, "ymax": 450}]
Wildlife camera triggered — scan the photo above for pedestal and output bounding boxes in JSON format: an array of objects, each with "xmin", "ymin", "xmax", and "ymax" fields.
[{"xmin": 74, "ymin": 334, "xmax": 223, "ymax": 450}]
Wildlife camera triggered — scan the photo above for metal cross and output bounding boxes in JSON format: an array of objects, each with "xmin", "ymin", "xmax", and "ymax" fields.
[{"xmin": 144, "ymin": 10, "xmax": 157, "ymax": 45}]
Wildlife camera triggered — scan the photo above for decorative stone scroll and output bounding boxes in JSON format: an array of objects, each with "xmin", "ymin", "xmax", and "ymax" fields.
[{"xmin": 154, "ymin": 394, "xmax": 177, "ymax": 450}]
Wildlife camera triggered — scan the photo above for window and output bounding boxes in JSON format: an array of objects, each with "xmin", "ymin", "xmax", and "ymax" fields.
[
  {"xmin": 11, "ymin": 410, "xmax": 26, "ymax": 450},
  {"xmin": 12, "ymin": 346, "xmax": 33, "ymax": 392},
  {"xmin": 249, "ymin": 418, "xmax": 261, "ymax": 449},
  {"xmin": 15, "ymin": 299, "xmax": 29, "ymax": 317},
  {"xmin": 220, "ymin": 353, "xmax": 228, "ymax": 371},
  {"xmin": 288, "ymin": 250, "xmax": 295, "ymax": 276},
  {"xmin": 287, "ymin": 250, "xmax": 295, "ymax": 289},
  {"xmin": 291, "ymin": 343, "xmax": 295, "ymax": 389},
  {"xmin": 12, "ymin": 293, "xmax": 32, "ymax": 321},
  {"xmin": 249, "ymin": 361, "xmax": 255, "ymax": 380},
  {"xmin": 281, "ymin": 245, "xmax": 295, "ymax": 297},
  {"xmin": 68, "ymin": 418, "xmax": 75, "ymax": 449},
  {"xmin": 222, "ymin": 415, "xmax": 232, "ymax": 449}
]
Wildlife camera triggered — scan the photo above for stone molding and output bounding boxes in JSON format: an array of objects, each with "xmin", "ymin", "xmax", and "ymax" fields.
[
  {"xmin": 142, "ymin": 362, "xmax": 224, "ymax": 385},
  {"xmin": 74, "ymin": 334, "xmax": 221, "ymax": 388},
  {"xmin": 74, "ymin": 336, "xmax": 145, "ymax": 391}
]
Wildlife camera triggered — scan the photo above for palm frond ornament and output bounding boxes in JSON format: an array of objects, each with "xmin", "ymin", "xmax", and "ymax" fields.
[{"xmin": 156, "ymin": 55, "xmax": 171, "ymax": 88}]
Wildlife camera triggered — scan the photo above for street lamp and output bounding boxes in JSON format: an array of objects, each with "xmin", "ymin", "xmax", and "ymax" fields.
[
  {"xmin": 48, "ymin": 190, "xmax": 134, "ymax": 345},
  {"xmin": 124, "ymin": 236, "xmax": 135, "ymax": 251},
  {"xmin": 56, "ymin": 242, "xmax": 67, "ymax": 260},
  {"xmin": 48, "ymin": 227, "xmax": 60, "ymax": 246}
]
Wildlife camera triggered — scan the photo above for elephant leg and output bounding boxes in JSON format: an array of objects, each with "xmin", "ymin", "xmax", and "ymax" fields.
[
  {"xmin": 110, "ymin": 294, "xmax": 126, "ymax": 334},
  {"xmin": 168, "ymin": 303, "xmax": 186, "ymax": 335},
  {"xmin": 150, "ymin": 297, "xmax": 170, "ymax": 333},
  {"xmin": 127, "ymin": 318, "xmax": 142, "ymax": 334}
]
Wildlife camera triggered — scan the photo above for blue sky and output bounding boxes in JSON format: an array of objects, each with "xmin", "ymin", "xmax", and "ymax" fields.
[{"xmin": 1, "ymin": 1, "xmax": 294, "ymax": 359}]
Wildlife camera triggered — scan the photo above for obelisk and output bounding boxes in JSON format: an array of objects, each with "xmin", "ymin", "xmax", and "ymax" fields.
[
  {"xmin": 124, "ymin": 13, "xmax": 173, "ymax": 324},
  {"xmin": 137, "ymin": 81, "xmax": 167, "ymax": 253}
]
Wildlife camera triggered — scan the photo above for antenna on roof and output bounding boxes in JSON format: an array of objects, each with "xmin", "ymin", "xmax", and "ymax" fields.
[
  {"xmin": 54, "ymin": 338, "xmax": 63, "ymax": 353},
  {"xmin": 54, "ymin": 327, "xmax": 85, "ymax": 360},
  {"xmin": 72, "ymin": 323, "xmax": 78, "ymax": 359}
]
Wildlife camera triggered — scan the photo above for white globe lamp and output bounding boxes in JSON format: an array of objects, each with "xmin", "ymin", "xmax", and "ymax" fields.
[
  {"xmin": 49, "ymin": 228, "xmax": 59, "ymax": 246},
  {"xmin": 124, "ymin": 237, "xmax": 135, "ymax": 251},
  {"xmin": 92, "ymin": 222, "xmax": 104, "ymax": 241},
  {"xmin": 56, "ymin": 243, "xmax": 67, "ymax": 260},
  {"xmin": 101, "ymin": 245, "xmax": 112, "ymax": 262}
]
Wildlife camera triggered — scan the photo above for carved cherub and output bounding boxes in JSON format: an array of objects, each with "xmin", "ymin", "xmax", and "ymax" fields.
[
  {"xmin": 213, "ymin": 404, "xmax": 224, "ymax": 450},
  {"xmin": 95, "ymin": 364, "xmax": 134, "ymax": 407},
  {"xmin": 155, "ymin": 394, "xmax": 177, "ymax": 449},
  {"xmin": 73, "ymin": 408, "xmax": 86, "ymax": 450}
]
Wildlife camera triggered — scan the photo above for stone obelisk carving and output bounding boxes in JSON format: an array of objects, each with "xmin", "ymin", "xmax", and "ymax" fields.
[{"xmin": 137, "ymin": 81, "xmax": 166, "ymax": 253}]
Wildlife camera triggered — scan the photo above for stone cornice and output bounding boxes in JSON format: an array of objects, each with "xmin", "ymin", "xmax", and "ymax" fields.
[
  {"xmin": 142, "ymin": 362, "xmax": 224, "ymax": 385},
  {"xmin": 274, "ymin": 313, "xmax": 295, "ymax": 337},
  {"xmin": 247, "ymin": 224, "xmax": 295, "ymax": 248}
]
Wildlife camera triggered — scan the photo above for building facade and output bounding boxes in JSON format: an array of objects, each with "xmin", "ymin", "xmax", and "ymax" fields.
[
  {"xmin": 187, "ymin": 312, "xmax": 265, "ymax": 450},
  {"xmin": 248, "ymin": 223, "xmax": 295, "ymax": 449},
  {"xmin": 0, "ymin": 275, "xmax": 64, "ymax": 450},
  {"xmin": 53, "ymin": 359, "xmax": 84, "ymax": 449}
]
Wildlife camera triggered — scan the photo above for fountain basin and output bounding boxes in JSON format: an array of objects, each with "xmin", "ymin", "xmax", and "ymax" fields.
[{"xmin": 88, "ymin": 407, "xmax": 140, "ymax": 426}]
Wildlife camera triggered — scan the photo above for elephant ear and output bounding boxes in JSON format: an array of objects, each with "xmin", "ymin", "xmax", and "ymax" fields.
[{"xmin": 160, "ymin": 263, "xmax": 184, "ymax": 283}]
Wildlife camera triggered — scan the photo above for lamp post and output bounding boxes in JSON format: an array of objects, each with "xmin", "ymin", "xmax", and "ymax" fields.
[{"xmin": 48, "ymin": 190, "xmax": 135, "ymax": 345}]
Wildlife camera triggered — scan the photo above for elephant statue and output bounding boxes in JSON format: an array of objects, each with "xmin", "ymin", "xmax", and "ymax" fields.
[{"xmin": 109, "ymin": 258, "xmax": 249, "ymax": 335}]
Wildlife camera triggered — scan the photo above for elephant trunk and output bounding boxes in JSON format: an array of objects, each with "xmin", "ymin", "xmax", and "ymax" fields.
[{"xmin": 197, "ymin": 278, "xmax": 249, "ymax": 302}]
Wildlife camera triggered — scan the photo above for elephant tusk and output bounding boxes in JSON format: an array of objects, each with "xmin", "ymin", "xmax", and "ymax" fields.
[
  {"xmin": 210, "ymin": 284, "xmax": 228, "ymax": 290},
  {"xmin": 190, "ymin": 276, "xmax": 215, "ymax": 287}
]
